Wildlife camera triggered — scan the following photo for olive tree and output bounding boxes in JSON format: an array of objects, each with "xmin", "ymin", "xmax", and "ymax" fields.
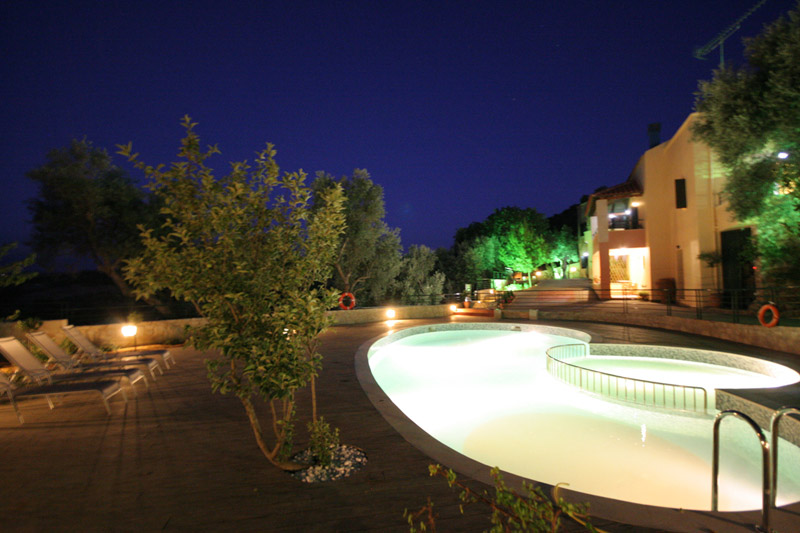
[
  {"xmin": 692, "ymin": 5, "xmax": 800, "ymax": 283},
  {"xmin": 27, "ymin": 139, "xmax": 161, "ymax": 300},
  {"xmin": 311, "ymin": 170, "xmax": 401, "ymax": 306},
  {"xmin": 393, "ymin": 245, "xmax": 446, "ymax": 305},
  {"xmin": 121, "ymin": 117, "xmax": 346, "ymax": 469}
]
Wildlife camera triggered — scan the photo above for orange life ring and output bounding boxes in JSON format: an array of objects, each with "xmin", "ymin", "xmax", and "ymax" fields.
[
  {"xmin": 338, "ymin": 292, "xmax": 356, "ymax": 310},
  {"xmin": 758, "ymin": 304, "xmax": 780, "ymax": 328}
]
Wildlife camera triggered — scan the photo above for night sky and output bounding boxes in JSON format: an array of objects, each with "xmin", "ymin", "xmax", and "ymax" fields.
[{"xmin": 2, "ymin": 1, "xmax": 795, "ymax": 259}]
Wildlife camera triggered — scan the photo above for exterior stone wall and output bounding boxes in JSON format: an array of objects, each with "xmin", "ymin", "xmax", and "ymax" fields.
[
  {"xmin": 70, "ymin": 305, "xmax": 453, "ymax": 348},
  {"xmin": 529, "ymin": 309, "xmax": 800, "ymax": 356}
]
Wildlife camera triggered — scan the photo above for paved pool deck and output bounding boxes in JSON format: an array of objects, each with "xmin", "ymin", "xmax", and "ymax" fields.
[{"xmin": 1, "ymin": 316, "xmax": 799, "ymax": 532}]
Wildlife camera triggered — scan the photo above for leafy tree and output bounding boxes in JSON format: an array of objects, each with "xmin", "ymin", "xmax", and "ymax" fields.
[
  {"xmin": 121, "ymin": 117, "xmax": 346, "ymax": 470},
  {"xmin": 26, "ymin": 139, "xmax": 163, "ymax": 303},
  {"xmin": 311, "ymin": 170, "xmax": 402, "ymax": 305},
  {"xmin": 486, "ymin": 207, "xmax": 550, "ymax": 284},
  {"xmin": 0, "ymin": 242, "xmax": 36, "ymax": 288},
  {"xmin": 393, "ymin": 245, "xmax": 446, "ymax": 305},
  {"xmin": 546, "ymin": 226, "xmax": 579, "ymax": 279},
  {"xmin": 460, "ymin": 235, "xmax": 503, "ymax": 282},
  {"xmin": 692, "ymin": 5, "xmax": 800, "ymax": 283}
]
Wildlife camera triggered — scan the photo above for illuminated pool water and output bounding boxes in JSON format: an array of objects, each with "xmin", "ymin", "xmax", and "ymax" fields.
[{"xmin": 366, "ymin": 323, "xmax": 800, "ymax": 511}]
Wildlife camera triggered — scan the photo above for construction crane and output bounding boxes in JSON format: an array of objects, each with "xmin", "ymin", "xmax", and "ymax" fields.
[{"xmin": 693, "ymin": 0, "xmax": 770, "ymax": 66}]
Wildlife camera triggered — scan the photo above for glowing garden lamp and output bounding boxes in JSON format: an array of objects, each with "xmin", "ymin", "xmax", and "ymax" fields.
[
  {"xmin": 386, "ymin": 309, "xmax": 396, "ymax": 319},
  {"xmin": 449, "ymin": 304, "xmax": 457, "ymax": 312},
  {"xmin": 121, "ymin": 324, "xmax": 138, "ymax": 350}
]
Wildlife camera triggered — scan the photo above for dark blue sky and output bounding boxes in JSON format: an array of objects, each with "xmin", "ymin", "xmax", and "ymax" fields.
[{"xmin": 2, "ymin": 0, "xmax": 794, "ymax": 258}]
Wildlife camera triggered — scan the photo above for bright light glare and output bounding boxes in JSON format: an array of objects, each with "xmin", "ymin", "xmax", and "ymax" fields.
[
  {"xmin": 121, "ymin": 324, "xmax": 137, "ymax": 337},
  {"xmin": 449, "ymin": 304, "xmax": 457, "ymax": 312},
  {"xmin": 631, "ymin": 201, "xmax": 641, "ymax": 207},
  {"xmin": 386, "ymin": 309, "xmax": 396, "ymax": 319},
  {"xmin": 368, "ymin": 327, "xmax": 800, "ymax": 511},
  {"xmin": 570, "ymin": 266, "xmax": 577, "ymax": 273},
  {"xmin": 778, "ymin": 151, "xmax": 789, "ymax": 159}
]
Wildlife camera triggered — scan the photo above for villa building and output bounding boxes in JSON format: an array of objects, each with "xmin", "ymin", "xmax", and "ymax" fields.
[{"xmin": 582, "ymin": 113, "xmax": 755, "ymax": 302}]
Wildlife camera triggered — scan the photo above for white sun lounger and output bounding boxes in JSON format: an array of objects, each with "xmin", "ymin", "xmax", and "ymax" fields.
[
  {"xmin": 0, "ymin": 336, "xmax": 142, "ymax": 396},
  {"xmin": 26, "ymin": 331, "xmax": 149, "ymax": 390},
  {"xmin": 0, "ymin": 371, "xmax": 123, "ymax": 424},
  {"xmin": 61, "ymin": 325, "xmax": 174, "ymax": 371}
]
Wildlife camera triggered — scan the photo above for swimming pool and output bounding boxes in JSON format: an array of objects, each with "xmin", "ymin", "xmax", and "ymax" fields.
[{"xmin": 364, "ymin": 322, "xmax": 800, "ymax": 511}]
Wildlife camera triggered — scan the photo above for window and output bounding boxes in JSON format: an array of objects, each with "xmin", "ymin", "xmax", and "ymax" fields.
[{"xmin": 675, "ymin": 178, "xmax": 687, "ymax": 209}]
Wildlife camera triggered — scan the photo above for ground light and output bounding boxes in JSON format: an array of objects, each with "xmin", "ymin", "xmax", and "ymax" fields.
[
  {"xmin": 121, "ymin": 324, "xmax": 138, "ymax": 350},
  {"xmin": 385, "ymin": 309, "xmax": 396, "ymax": 319}
]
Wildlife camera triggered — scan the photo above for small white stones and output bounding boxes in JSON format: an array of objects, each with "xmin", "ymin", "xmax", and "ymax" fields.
[{"xmin": 291, "ymin": 444, "xmax": 368, "ymax": 483}]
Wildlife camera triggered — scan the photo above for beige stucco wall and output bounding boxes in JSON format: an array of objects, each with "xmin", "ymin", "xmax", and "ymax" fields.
[{"xmin": 642, "ymin": 113, "xmax": 749, "ymax": 292}]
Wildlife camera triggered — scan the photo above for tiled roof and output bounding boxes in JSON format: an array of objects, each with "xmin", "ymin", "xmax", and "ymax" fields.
[
  {"xmin": 585, "ymin": 179, "xmax": 643, "ymax": 216},
  {"xmin": 591, "ymin": 179, "xmax": 642, "ymax": 200}
]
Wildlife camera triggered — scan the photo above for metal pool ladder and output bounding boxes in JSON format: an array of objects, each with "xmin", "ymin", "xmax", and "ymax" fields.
[
  {"xmin": 712, "ymin": 407, "xmax": 800, "ymax": 533},
  {"xmin": 770, "ymin": 407, "xmax": 800, "ymax": 509}
]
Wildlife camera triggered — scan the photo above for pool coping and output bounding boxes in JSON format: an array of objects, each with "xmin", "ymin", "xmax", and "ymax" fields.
[{"xmin": 354, "ymin": 320, "xmax": 800, "ymax": 533}]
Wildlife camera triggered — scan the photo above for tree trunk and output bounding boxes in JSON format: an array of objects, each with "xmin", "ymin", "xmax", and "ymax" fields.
[
  {"xmin": 99, "ymin": 263, "xmax": 172, "ymax": 316},
  {"xmin": 239, "ymin": 395, "xmax": 305, "ymax": 471}
]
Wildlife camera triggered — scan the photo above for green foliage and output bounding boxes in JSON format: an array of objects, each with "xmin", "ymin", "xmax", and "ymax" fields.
[
  {"xmin": 451, "ymin": 207, "xmax": 551, "ymax": 289},
  {"xmin": 121, "ymin": 116, "xmax": 346, "ymax": 469},
  {"xmin": 307, "ymin": 416, "xmax": 341, "ymax": 467},
  {"xmin": 692, "ymin": 5, "xmax": 800, "ymax": 283},
  {"xmin": 405, "ymin": 464, "xmax": 597, "ymax": 533},
  {"xmin": 26, "ymin": 139, "xmax": 160, "ymax": 297},
  {"xmin": 0, "ymin": 242, "xmax": 37, "ymax": 288},
  {"xmin": 754, "ymin": 194, "xmax": 800, "ymax": 284},
  {"xmin": 393, "ymin": 245, "xmax": 446, "ymax": 305},
  {"xmin": 312, "ymin": 170, "xmax": 402, "ymax": 305},
  {"xmin": 546, "ymin": 226, "xmax": 579, "ymax": 278}
]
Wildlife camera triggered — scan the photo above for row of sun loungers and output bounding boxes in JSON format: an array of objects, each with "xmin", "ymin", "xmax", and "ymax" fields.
[{"xmin": 0, "ymin": 325, "xmax": 175, "ymax": 424}]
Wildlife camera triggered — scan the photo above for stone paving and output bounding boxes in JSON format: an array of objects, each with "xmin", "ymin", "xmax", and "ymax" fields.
[{"xmin": 1, "ymin": 317, "xmax": 799, "ymax": 532}]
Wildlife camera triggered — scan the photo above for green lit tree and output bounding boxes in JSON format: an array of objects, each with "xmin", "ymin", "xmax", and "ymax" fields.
[
  {"xmin": 547, "ymin": 226, "xmax": 580, "ymax": 279},
  {"xmin": 121, "ymin": 117, "xmax": 346, "ymax": 470},
  {"xmin": 692, "ymin": 4, "xmax": 800, "ymax": 283},
  {"xmin": 311, "ymin": 170, "xmax": 402, "ymax": 305},
  {"xmin": 486, "ymin": 207, "xmax": 550, "ymax": 285}
]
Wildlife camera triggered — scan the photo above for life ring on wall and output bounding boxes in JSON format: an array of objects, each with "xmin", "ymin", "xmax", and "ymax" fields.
[
  {"xmin": 758, "ymin": 303, "xmax": 780, "ymax": 328},
  {"xmin": 338, "ymin": 292, "xmax": 356, "ymax": 310}
]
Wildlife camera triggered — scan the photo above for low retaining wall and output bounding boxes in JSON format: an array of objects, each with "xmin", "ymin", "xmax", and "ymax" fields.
[
  {"xmin": 328, "ymin": 304, "xmax": 452, "ymax": 325},
  {"xmin": 7, "ymin": 305, "xmax": 454, "ymax": 349},
  {"xmin": 513, "ymin": 308, "xmax": 800, "ymax": 356}
]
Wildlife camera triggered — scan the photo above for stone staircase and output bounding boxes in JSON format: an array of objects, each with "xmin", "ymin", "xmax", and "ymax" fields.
[{"xmin": 505, "ymin": 279, "xmax": 598, "ymax": 308}]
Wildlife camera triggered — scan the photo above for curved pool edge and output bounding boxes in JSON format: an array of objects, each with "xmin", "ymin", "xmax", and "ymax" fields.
[{"xmin": 354, "ymin": 321, "xmax": 800, "ymax": 533}]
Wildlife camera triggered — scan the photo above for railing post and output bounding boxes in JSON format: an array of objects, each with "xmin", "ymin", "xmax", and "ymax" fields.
[{"xmin": 696, "ymin": 289, "xmax": 703, "ymax": 320}]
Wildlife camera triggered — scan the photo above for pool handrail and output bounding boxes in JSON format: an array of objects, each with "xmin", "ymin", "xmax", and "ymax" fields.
[
  {"xmin": 712, "ymin": 410, "xmax": 771, "ymax": 532},
  {"xmin": 545, "ymin": 343, "xmax": 709, "ymax": 414}
]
